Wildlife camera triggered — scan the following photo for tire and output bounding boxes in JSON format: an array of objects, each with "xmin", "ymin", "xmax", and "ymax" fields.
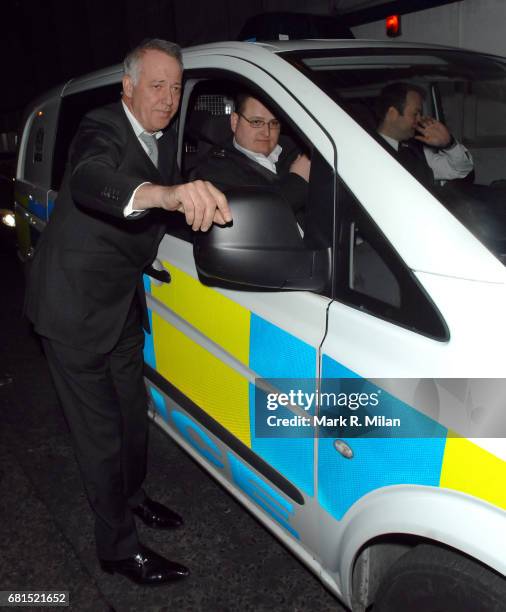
[{"xmin": 373, "ymin": 543, "xmax": 506, "ymax": 612}]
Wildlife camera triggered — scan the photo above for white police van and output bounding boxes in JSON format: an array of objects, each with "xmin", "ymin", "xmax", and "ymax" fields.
[{"xmin": 15, "ymin": 40, "xmax": 506, "ymax": 611}]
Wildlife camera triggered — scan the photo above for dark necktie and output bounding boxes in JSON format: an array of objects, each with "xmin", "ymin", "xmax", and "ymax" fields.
[{"xmin": 397, "ymin": 142, "xmax": 433, "ymax": 187}]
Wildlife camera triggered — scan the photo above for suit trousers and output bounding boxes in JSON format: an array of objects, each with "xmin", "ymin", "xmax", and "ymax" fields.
[{"xmin": 41, "ymin": 295, "xmax": 148, "ymax": 560}]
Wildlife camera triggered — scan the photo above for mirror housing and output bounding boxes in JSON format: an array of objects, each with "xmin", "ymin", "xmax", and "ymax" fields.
[{"xmin": 194, "ymin": 188, "xmax": 330, "ymax": 291}]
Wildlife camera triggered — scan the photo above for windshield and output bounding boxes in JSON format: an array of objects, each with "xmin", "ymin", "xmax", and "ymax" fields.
[{"xmin": 284, "ymin": 48, "xmax": 506, "ymax": 265}]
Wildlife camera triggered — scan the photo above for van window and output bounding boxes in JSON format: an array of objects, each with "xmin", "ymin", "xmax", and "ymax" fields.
[
  {"xmin": 284, "ymin": 48, "xmax": 506, "ymax": 265},
  {"xmin": 168, "ymin": 75, "xmax": 336, "ymax": 300},
  {"xmin": 21, "ymin": 96, "xmax": 60, "ymax": 189},
  {"xmin": 33, "ymin": 128, "xmax": 44, "ymax": 163},
  {"xmin": 335, "ymin": 180, "xmax": 448, "ymax": 340},
  {"xmin": 52, "ymin": 83, "xmax": 122, "ymax": 191}
]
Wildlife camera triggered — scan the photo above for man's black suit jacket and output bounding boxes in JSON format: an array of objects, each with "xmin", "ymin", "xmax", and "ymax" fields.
[
  {"xmin": 25, "ymin": 102, "xmax": 180, "ymax": 353},
  {"xmin": 191, "ymin": 136, "xmax": 308, "ymax": 218}
]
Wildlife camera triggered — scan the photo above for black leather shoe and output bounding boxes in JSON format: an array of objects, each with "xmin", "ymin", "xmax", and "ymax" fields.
[
  {"xmin": 132, "ymin": 497, "xmax": 183, "ymax": 529},
  {"xmin": 100, "ymin": 545, "xmax": 189, "ymax": 585}
]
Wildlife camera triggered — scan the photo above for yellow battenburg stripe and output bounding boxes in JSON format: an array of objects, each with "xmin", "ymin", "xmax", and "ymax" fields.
[
  {"xmin": 152, "ymin": 311, "xmax": 251, "ymax": 447},
  {"xmin": 151, "ymin": 261, "xmax": 250, "ymax": 365},
  {"xmin": 440, "ymin": 435, "xmax": 506, "ymax": 510}
]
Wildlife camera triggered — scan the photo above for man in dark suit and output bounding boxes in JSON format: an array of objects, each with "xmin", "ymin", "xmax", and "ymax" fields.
[
  {"xmin": 376, "ymin": 82, "xmax": 473, "ymax": 187},
  {"xmin": 192, "ymin": 94, "xmax": 310, "ymax": 221},
  {"xmin": 25, "ymin": 39, "xmax": 230, "ymax": 585}
]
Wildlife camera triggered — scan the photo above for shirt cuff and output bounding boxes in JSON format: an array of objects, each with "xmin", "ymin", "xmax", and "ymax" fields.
[
  {"xmin": 443, "ymin": 135, "xmax": 457, "ymax": 151},
  {"xmin": 123, "ymin": 182, "xmax": 151, "ymax": 217}
]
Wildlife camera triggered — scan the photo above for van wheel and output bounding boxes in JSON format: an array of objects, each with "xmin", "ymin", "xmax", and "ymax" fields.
[{"xmin": 373, "ymin": 544, "xmax": 506, "ymax": 612}]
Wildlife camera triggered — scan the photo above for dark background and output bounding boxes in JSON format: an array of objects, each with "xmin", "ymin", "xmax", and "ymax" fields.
[
  {"xmin": 0, "ymin": 0, "xmax": 459, "ymax": 131},
  {"xmin": 3, "ymin": 0, "xmax": 324, "ymax": 128}
]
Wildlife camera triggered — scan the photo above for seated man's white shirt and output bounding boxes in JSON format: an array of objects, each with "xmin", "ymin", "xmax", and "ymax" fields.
[
  {"xmin": 122, "ymin": 101, "xmax": 163, "ymax": 217},
  {"xmin": 380, "ymin": 133, "xmax": 473, "ymax": 181},
  {"xmin": 233, "ymin": 138, "xmax": 282, "ymax": 174},
  {"xmin": 232, "ymin": 138, "xmax": 306, "ymax": 236},
  {"xmin": 423, "ymin": 143, "xmax": 473, "ymax": 181}
]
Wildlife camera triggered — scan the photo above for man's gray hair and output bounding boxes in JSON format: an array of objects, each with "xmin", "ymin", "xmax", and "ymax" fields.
[{"xmin": 124, "ymin": 39, "xmax": 183, "ymax": 84}]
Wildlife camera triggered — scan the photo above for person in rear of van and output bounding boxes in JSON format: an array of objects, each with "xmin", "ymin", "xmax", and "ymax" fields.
[
  {"xmin": 25, "ymin": 39, "xmax": 231, "ymax": 586},
  {"xmin": 376, "ymin": 82, "xmax": 473, "ymax": 187}
]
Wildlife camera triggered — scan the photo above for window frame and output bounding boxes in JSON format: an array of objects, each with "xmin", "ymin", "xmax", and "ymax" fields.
[
  {"xmin": 333, "ymin": 178, "xmax": 449, "ymax": 341},
  {"xmin": 51, "ymin": 82, "xmax": 123, "ymax": 191},
  {"xmin": 169, "ymin": 67, "xmax": 338, "ymax": 298}
]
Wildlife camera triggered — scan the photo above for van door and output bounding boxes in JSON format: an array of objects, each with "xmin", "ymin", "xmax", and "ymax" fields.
[
  {"xmin": 143, "ymin": 60, "xmax": 336, "ymax": 560},
  {"xmin": 16, "ymin": 77, "xmax": 123, "ymax": 262},
  {"xmin": 15, "ymin": 90, "xmax": 62, "ymax": 261},
  {"xmin": 314, "ymin": 175, "xmax": 500, "ymax": 581}
]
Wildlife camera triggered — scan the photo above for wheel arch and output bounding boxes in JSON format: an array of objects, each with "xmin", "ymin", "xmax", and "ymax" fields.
[{"xmin": 330, "ymin": 485, "xmax": 505, "ymax": 608}]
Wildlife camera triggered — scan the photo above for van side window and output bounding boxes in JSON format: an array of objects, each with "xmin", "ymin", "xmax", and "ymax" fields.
[
  {"xmin": 336, "ymin": 181, "xmax": 448, "ymax": 340},
  {"xmin": 33, "ymin": 128, "xmax": 44, "ymax": 163},
  {"xmin": 167, "ymin": 75, "xmax": 335, "ymax": 299},
  {"xmin": 51, "ymin": 84, "xmax": 122, "ymax": 191},
  {"xmin": 171, "ymin": 76, "xmax": 316, "ymax": 220},
  {"xmin": 180, "ymin": 80, "xmax": 239, "ymax": 179},
  {"xmin": 21, "ymin": 96, "xmax": 60, "ymax": 189}
]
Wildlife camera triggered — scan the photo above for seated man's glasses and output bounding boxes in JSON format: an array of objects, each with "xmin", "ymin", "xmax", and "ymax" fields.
[{"xmin": 238, "ymin": 113, "xmax": 281, "ymax": 130}]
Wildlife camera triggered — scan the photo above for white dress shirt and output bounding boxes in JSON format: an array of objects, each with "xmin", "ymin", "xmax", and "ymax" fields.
[
  {"xmin": 233, "ymin": 138, "xmax": 282, "ymax": 174},
  {"xmin": 379, "ymin": 132, "xmax": 473, "ymax": 181}
]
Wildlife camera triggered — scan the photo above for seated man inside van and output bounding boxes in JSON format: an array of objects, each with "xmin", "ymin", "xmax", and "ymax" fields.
[
  {"xmin": 191, "ymin": 93, "xmax": 310, "ymax": 222},
  {"xmin": 376, "ymin": 82, "xmax": 473, "ymax": 187}
]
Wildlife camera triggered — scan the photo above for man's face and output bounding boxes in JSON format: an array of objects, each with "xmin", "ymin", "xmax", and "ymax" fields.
[
  {"xmin": 392, "ymin": 90, "xmax": 423, "ymax": 141},
  {"xmin": 122, "ymin": 49, "xmax": 182, "ymax": 133},
  {"xmin": 231, "ymin": 97, "xmax": 280, "ymax": 156}
]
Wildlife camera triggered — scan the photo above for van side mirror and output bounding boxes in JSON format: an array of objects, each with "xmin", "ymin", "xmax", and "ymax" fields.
[{"xmin": 193, "ymin": 188, "xmax": 331, "ymax": 291}]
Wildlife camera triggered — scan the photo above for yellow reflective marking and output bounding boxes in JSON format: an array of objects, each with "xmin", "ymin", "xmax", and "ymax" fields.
[
  {"xmin": 152, "ymin": 312, "xmax": 251, "ymax": 447},
  {"xmin": 151, "ymin": 261, "xmax": 250, "ymax": 366},
  {"xmin": 440, "ymin": 435, "xmax": 506, "ymax": 510}
]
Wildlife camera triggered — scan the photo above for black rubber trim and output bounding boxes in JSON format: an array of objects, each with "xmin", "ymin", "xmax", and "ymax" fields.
[{"xmin": 144, "ymin": 364, "xmax": 305, "ymax": 506}]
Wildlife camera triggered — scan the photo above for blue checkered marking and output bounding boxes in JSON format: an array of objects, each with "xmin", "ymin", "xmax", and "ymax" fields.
[
  {"xmin": 318, "ymin": 355, "xmax": 447, "ymax": 520},
  {"xmin": 249, "ymin": 314, "xmax": 315, "ymax": 497}
]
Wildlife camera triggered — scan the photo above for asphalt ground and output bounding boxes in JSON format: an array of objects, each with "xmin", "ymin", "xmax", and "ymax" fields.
[{"xmin": 0, "ymin": 236, "xmax": 345, "ymax": 612}]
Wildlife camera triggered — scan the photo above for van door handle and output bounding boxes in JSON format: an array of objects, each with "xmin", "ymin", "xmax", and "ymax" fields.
[{"xmin": 333, "ymin": 439, "xmax": 354, "ymax": 459}]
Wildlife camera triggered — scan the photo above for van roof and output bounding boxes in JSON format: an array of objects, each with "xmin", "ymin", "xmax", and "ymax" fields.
[
  {"xmin": 65, "ymin": 38, "xmax": 492, "ymax": 94},
  {"xmin": 185, "ymin": 38, "xmax": 466, "ymax": 54}
]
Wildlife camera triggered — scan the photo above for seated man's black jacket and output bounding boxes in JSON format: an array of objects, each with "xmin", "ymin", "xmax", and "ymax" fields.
[{"xmin": 190, "ymin": 135, "xmax": 308, "ymax": 218}]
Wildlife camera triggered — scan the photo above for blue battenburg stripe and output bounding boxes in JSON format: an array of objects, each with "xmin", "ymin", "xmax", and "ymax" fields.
[
  {"xmin": 149, "ymin": 386, "xmax": 168, "ymax": 422},
  {"xmin": 319, "ymin": 354, "xmax": 447, "ymax": 520},
  {"xmin": 27, "ymin": 199, "xmax": 47, "ymax": 220},
  {"xmin": 142, "ymin": 275, "xmax": 156, "ymax": 369},
  {"xmin": 249, "ymin": 314, "xmax": 315, "ymax": 497}
]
